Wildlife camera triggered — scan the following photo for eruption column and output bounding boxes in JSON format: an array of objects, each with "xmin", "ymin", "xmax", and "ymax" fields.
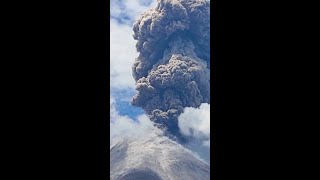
[{"xmin": 131, "ymin": 0, "xmax": 210, "ymax": 141}]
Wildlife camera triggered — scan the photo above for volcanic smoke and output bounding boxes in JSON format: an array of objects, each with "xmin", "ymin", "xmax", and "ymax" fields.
[{"xmin": 131, "ymin": 0, "xmax": 210, "ymax": 141}]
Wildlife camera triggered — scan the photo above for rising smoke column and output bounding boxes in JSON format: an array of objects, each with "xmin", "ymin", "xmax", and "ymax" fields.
[{"xmin": 131, "ymin": 0, "xmax": 210, "ymax": 141}]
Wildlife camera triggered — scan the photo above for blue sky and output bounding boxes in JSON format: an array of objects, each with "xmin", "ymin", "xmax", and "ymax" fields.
[
  {"xmin": 110, "ymin": 89, "xmax": 143, "ymax": 118},
  {"xmin": 110, "ymin": 0, "xmax": 157, "ymax": 120}
]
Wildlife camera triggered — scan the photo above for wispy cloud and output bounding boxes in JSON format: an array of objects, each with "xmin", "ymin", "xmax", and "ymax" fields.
[
  {"xmin": 110, "ymin": 0, "xmax": 157, "ymax": 25},
  {"xmin": 110, "ymin": 19, "xmax": 137, "ymax": 90},
  {"xmin": 110, "ymin": 96, "xmax": 155, "ymax": 147},
  {"xmin": 110, "ymin": 0, "xmax": 157, "ymax": 90},
  {"xmin": 110, "ymin": 0, "xmax": 158, "ymax": 147},
  {"xmin": 110, "ymin": 0, "xmax": 157, "ymax": 127}
]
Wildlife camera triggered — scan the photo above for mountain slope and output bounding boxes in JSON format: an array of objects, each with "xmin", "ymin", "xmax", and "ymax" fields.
[{"xmin": 110, "ymin": 131, "xmax": 210, "ymax": 180}]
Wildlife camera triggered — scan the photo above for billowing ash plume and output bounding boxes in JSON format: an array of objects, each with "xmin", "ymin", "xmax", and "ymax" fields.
[{"xmin": 131, "ymin": 0, "xmax": 210, "ymax": 141}]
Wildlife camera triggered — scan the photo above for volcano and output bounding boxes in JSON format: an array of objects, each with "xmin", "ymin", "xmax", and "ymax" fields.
[{"xmin": 110, "ymin": 131, "xmax": 210, "ymax": 180}]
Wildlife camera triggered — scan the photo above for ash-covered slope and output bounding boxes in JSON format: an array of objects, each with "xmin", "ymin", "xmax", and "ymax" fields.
[{"xmin": 110, "ymin": 131, "xmax": 210, "ymax": 180}]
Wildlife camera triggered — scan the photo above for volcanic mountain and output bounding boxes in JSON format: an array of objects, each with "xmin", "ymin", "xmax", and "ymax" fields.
[{"xmin": 110, "ymin": 130, "xmax": 210, "ymax": 180}]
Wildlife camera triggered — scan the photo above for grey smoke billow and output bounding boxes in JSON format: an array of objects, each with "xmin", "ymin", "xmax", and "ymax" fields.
[{"xmin": 131, "ymin": 0, "xmax": 210, "ymax": 141}]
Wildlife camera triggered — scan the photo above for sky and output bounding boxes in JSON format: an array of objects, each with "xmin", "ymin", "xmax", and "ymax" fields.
[
  {"xmin": 110, "ymin": 0, "xmax": 157, "ymax": 146},
  {"xmin": 110, "ymin": 0, "xmax": 210, "ymax": 164},
  {"xmin": 110, "ymin": 0, "xmax": 158, "ymax": 117}
]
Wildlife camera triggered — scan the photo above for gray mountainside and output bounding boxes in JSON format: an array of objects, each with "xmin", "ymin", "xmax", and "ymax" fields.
[{"xmin": 110, "ymin": 132, "xmax": 210, "ymax": 180}]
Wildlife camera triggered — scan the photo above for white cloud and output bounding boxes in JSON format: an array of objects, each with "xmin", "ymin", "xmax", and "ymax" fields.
[
  {"xmin": 110, "ymin": 96, "xmax": 155, "ymax": 147},
  {"xmin": 110, "ymin": 0, "xmax": 157, "ymax": 24},
  {"xmin": 110, "ymin": 0, "xmax": 157, "ymax": 91},
  {"xmin": 178, "ymin": 103, "xmax": 210, "ymax": 144},
  {"xmin": 178, "ymin": 103, "xmax": 211, "ymax": 164},
  {"xmin": 124, "ymin": 0, "xmax": 157, "ymax": 20},
  {"xmin": 110, "ymin": 0, "xmax": 158, "ymax": 148},
  {"xmin": 110, "ymin": 20, "xmax": 137, "ymax": 90}
]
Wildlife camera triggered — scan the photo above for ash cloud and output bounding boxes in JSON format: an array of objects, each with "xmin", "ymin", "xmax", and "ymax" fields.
[{"xmin": 131, "ymin": 0, "xmax": 210, "ymax": 141}]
